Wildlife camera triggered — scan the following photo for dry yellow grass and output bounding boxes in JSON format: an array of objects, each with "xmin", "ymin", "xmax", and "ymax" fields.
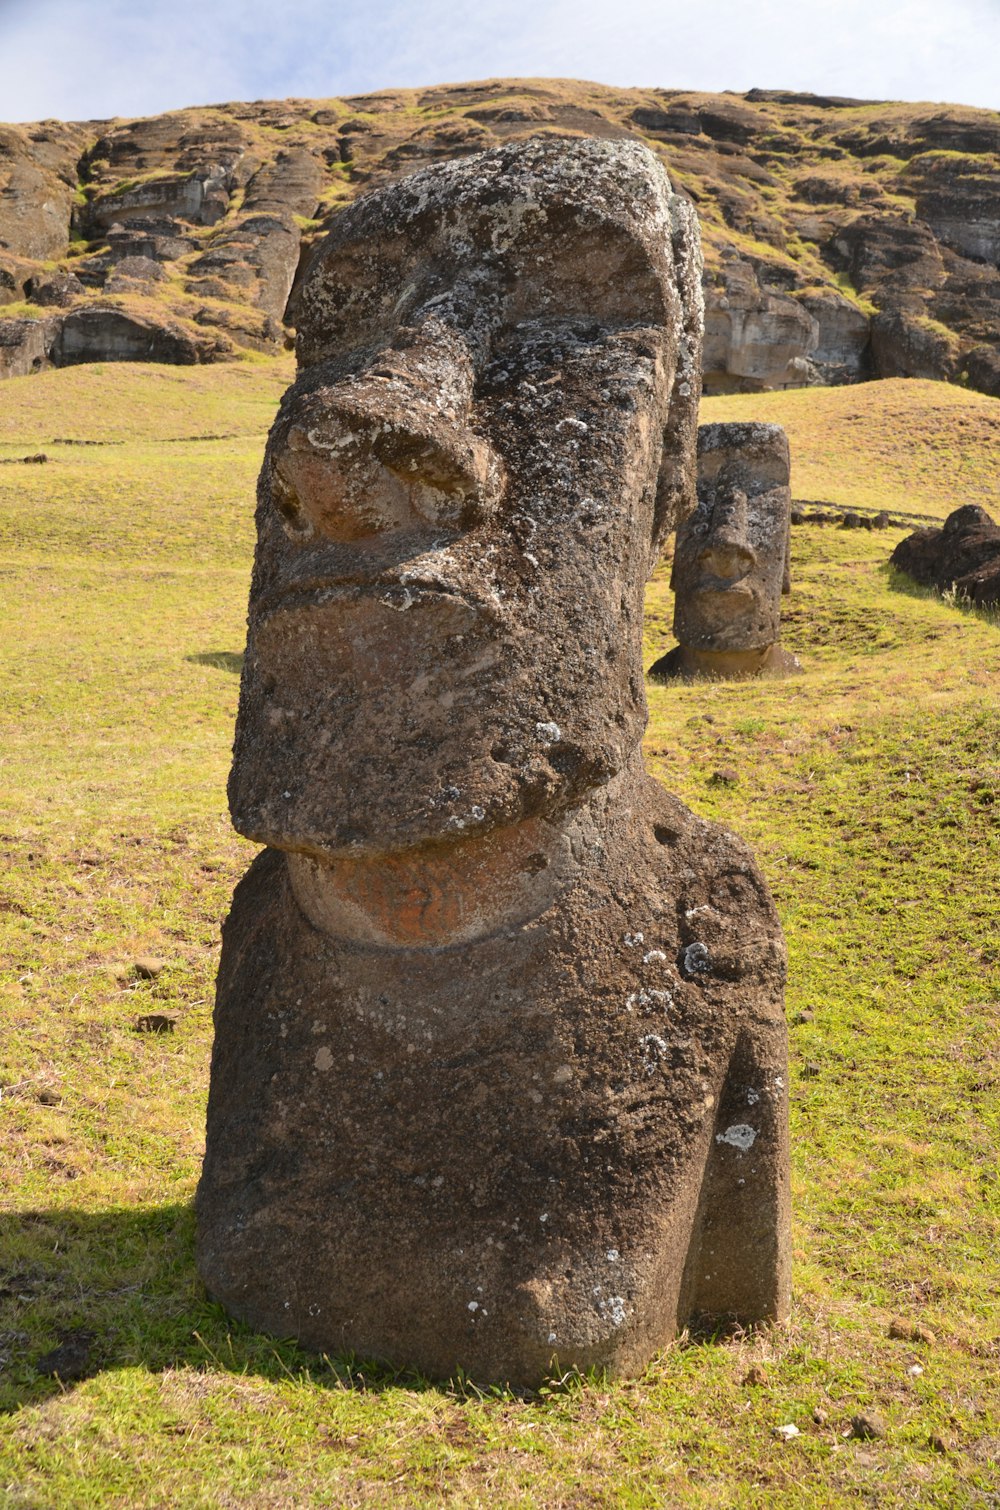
[
  {"xmin": 702, "ymin": 378, "xmax": 1000, "ymax": 520},
  {"xmin": 0, "ymin": 362, "xmax": 998, "ymax": 1507}
]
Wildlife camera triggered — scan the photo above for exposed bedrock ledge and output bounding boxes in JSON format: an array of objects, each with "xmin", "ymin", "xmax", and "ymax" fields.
[
  {"xmin": 51, "ymin": 307, "xmax": 232, "ymax": 366},
  {"xmin": 702, "ymin": 259, "xmax": 871, "ymax": 393},
  {"xmin": 870, "ymin": 309, "xmax": 960, "ymax": 382},
  {"xmin": 0, "ymin": 317, "xmax": 56, "ymax": 378}
]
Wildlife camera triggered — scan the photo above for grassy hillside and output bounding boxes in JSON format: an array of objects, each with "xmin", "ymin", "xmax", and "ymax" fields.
[
  {"xmin": 0, "ymin": 364, "xmax": 998, "ymax": 1507},
  {"xmin": 702, "ymin": 379, "xmax": 1000, "ymax": 519}
]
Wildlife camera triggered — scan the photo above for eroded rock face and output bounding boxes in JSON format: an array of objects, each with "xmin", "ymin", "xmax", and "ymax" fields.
[
  {"xmin": 650, "ymin": 422, "xmax": 800, "ymax": 681},
  {"xmin": 196, "ymin": 137, "xmax": 790, "ymax": 1386},
  {"xmin": 703, "ymin": 258, "xmax": 817, "ymax": 393},
  {"xmin": 0, "ymin": 316, "xmax": 54, "ymax": 378},
  {"xmin": 52, "ymin": 307, "xmax": 228, "ymax": 365},
  {"xmin": 3, "ymin": 84, "xmax": 1000, "ymax": 393},
  {"xmin": 0, "ymin": 122, "xmax": 86, "ymax": 262},
  {"xmin": 891, "ymin": 504, "xmax": 1000, "ymax": 606}
]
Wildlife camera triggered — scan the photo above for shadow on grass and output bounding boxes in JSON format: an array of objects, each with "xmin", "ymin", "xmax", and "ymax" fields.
[
  {"xmin": 0, "ymin": 1203, "xmax": 463, "ymax": 1414},
  {"xmin": 187, "ymin": 651, "xmax": 244, "ymax": 675},
  {"xmin": 884, "ymin": 564, "xmax": 1000, "ymax": 628}
]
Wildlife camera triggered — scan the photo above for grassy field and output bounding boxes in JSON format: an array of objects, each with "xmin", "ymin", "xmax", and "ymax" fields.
[{"xmin": 0, "ymin": 365, "xmax": 998, "ymax": 1508}]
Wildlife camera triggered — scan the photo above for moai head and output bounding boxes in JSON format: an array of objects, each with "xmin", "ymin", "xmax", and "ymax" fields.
[
  {"xmin": 673, "ymin": 422, "xmax": 791, "ymax": 651},
  {"xmin": 648, "ymin": 420, "xmax": 799, "ymax": 682},
  {"xmin": 228, "ymin": 138, "xmax": 703, "ymax": 862}
]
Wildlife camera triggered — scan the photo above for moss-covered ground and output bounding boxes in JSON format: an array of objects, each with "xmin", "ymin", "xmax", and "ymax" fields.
[{"xmin": 0, "ymin": 366, "xmax": 998, "ymax": 1506}]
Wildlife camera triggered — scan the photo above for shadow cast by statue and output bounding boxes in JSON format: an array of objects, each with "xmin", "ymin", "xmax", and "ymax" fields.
[
  {"xmin": 0, "ymin": 1204, "xmax": 753, "ymax": 1413},
  {"xmin": 186, "ymin": 651, "xmax": 244, "ymax": 675},
  {"xmin": 0, "ymin": 1203, "xmax": 450, "ymax": 1415},
  {"xmin": 884, "ymin": 564, "xmax": 1000, "ymax": 627}
]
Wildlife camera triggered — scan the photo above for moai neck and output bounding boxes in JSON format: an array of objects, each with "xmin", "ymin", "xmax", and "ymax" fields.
[{"xmin": 285, "ymin": 758, "xmax": 646, "ymax": 950}]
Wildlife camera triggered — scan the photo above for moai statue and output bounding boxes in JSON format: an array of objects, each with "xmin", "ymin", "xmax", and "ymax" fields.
[
  {"xmin": 197, "ymin": 138, "xmax": 790, "ymax": 1387},
  {"xmin": 649, "ymin": 422, "xmax": 801, "ymax": 682}
]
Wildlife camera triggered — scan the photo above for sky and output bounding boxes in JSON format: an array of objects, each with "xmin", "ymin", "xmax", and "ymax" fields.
[{"xmin": 1, "ymin": 0, "xmax": 998, "ymax": 124}]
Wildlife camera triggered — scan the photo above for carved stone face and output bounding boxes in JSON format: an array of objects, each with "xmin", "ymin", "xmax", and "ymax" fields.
[
  {"xmin": 672, "ymin": 422, "xmax": 791, "ymax": 653},
  {"xmin": 228, "ymin": 139, "xmax": 703, "ymax": 859}
]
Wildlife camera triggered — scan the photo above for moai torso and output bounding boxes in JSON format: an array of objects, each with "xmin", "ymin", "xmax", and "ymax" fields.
[
  {"xmin": 650, "ymin": 421, "xmax": 801, "ymax": 682},
  {"xmin": 196, "ymin": 139, "xmax": 791, "ymax": 1387}
]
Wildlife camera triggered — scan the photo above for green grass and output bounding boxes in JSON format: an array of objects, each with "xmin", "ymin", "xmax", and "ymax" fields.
[{"xmin": 1, "ymin": 365, "xmax": 999, "ymax": 1506}]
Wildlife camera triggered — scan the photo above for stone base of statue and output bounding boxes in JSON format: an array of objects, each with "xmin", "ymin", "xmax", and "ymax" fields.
[{"xmin": 649, "ymin": 643, "xmax": 802, "ymax": 683}]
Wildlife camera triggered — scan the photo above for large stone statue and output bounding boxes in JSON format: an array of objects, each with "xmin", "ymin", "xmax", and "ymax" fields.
[
  {"xmin": 649, "ymin": 421, "xmax": 800, "ymax": 682},
  {"xmin": 197, "ymin": 138, "xmax": 790, "ymax": 1387}
]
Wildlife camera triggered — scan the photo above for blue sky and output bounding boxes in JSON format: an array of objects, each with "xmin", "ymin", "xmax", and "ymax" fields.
[{"xmin": 1, "ymin": 0, "xmax": 998, "ymax": 122}]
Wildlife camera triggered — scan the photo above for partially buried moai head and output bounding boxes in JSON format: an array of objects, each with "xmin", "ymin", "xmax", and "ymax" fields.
[
  {"xmin": 228, "ymin": 137, "xmax": 704, "ymax": 860},
  {"xmin": 650, "ymin": 421, "xmax": 800, "ymax": 681}
]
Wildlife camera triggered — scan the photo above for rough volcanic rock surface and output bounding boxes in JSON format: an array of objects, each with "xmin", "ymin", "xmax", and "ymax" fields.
[
  {"xmin": 0, "ymin": 316, "xmax": 55, "ymax": 378},
  {"xmin": 891, "ymin": 504, "xmax": 1000, "ymax": 606},
  {"xmin": 196, "ymin": 138, "xmax": 791, "ymax": 1387},
  {"xmin": 0, "ymin": 80, "xmax": 998, "ymax": 393},
  {"xmin": 0, "ymin": 120, "xmax": 88, "ymax": 262},
  {"xmin": 44, "ymin": 306, "xmax": 230, "ymax": 365}
]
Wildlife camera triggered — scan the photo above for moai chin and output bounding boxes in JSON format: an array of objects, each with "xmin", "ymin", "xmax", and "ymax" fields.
[
  {"xmin": 196, "ymin": 139, "xmax": 791, "ymax": 1387},
  {"xmin": 650, "ymin": 421, "xmax": 801, "ymax": 682}
]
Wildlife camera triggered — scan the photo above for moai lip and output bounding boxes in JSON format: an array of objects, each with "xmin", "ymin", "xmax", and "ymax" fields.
[
  {"xmin": 650, "ymin": 421, "xmax": 802, "ymax": 682},
  {"xmin": 197, "ymin": 138, "xmax": 791, "ymax": 1388}
]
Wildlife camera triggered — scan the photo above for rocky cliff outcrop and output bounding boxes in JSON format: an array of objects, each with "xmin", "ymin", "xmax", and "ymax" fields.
[{"xmin": 1, "ymin": 80, "xmax": 999, "ymax": 395}]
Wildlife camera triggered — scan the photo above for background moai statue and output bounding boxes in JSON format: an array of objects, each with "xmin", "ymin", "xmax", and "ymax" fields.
[
  {"xmin": 197, "ymin": 138, "xmax": 790, "ymax": 1387},
  {"xmin": 649, "ymin": 421, "xmax": 801, "ymax": 682}
]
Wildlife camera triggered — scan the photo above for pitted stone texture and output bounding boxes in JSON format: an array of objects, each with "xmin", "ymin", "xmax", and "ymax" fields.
[
  {"xmin": 197, "ymin": 138, "xmax": 790, "ymax": 1387},
  {"xmin": 0, "ymin": 316, "xmax": 55, "ymax": 379},
  {"xmin": 650, "ymin": 421, "xmax": 800, "ymax": 682},
  {"xmin": 231, "ymin": 137, "xmax": 703, "ymax": 858},
  {"xmin": 891, "ymin": 504, "xmax": 1000, "ymax": 607}
]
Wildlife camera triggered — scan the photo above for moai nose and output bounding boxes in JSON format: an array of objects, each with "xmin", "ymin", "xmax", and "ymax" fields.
[
  {"xmin": 698, "ymin": 484, "xmax": 757, "ymax": 580},
  {"xmin": 270, "ymin": 402, "xmax": 503, "ymax": 543},
  {"xmin": 699, "ymin": 535, "xmax": 758, "ymax": 580},
  {"xmin": 269, "ymin": 316, "xmax": 504, "ymax": 544}
]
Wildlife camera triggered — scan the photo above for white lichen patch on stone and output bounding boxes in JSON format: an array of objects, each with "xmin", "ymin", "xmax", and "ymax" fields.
[
  {"xmin": 639, "ymin": 1033, "xmax": 670, "ymax": 1073},
  {"xmin": 627, "ymin": 987, "xmax": 673, "ymax": 1012},
  {"xmin": 535, "ymin": 720, "xmax": 561, "ymax": 742},
  {"xmin": 594, "ymin": 1291, "xmax": 628, "ymax": 1328},
  {"xmin": 715, "ymin": 1123, "xmax": 757, "ymax": 1152}
]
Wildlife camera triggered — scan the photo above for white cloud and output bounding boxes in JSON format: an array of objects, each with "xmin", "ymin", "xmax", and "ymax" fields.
[{"xmin": 0, "ymin": 0, "xmax": 997, "ymax": 122}]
